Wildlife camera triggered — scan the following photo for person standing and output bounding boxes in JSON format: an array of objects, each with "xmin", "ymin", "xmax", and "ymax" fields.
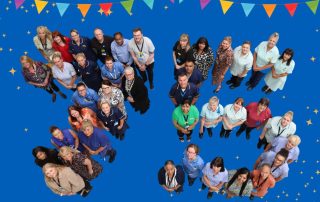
[{"xmin": 91, "ymin": 28, "xmax": 113, "ymax": 63}]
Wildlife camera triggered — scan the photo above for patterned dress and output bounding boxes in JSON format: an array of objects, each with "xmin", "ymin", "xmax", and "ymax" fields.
[
  {"xmin": 212, "ymin": 45, "xmax": 233, "ymax": 85},
  {"xmin": 98, "ymin": 87, "xmax": 127, "ymax": 117},
  {"xmin": 63, "ymin": 152, "xmax": 103, "ymax": 181},
  {"xmin": 191, "ymin": 47, "xmax": 214, "ymax": 80},
  {"xmin": 225, "ymin": 170, "xmax": 253, "ymax": 197}
]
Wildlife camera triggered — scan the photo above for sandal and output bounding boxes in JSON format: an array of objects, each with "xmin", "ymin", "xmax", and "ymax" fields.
[{"xmin": 214, "ymin": 85, "xmax": 221, "ymax": 93}]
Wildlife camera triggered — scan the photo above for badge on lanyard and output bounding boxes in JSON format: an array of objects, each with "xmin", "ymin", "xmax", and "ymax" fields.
[{"xmin": 101, "ymin": 48, "xmax": 106, "ymax": 56}]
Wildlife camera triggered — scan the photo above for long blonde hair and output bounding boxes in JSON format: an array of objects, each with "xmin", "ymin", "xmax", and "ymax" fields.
[
  {"xmin": 37, "ymin": 26, "xmax": 53, "ymax": 42},
  {"xmin": 42, "ymin": 163, "xmax": 65, "ymax": 180},
  {"xmin": 20, "ymin": 55, "xmax": 35, "ymax": 69}
]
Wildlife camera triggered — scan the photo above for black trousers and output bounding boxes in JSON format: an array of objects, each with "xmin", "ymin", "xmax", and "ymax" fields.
[
  {"xmin": 237, "ymin": 123, "xmax": 255, "ymax": 135},
  {"xmin": 177, "ymin": 130, "xmax": 193, "ymax": 139},
  {"xmin": 45, "ymin": 80, "xmax": 60, "ymax": 94},
  {"xmin": 219, "ymin": 126, "xmax": 232, "ymax": 137},
  {"xmin": 248, "ymin": 70, "xmax": 265, "ymax": 88},
  {"xmin": 187, "ymin": 175, "xmax": 197, "ymax": 186},
  {"xmin": 136, "ymin": 62, "xmax": 154, "ymax": 85},
  {"xmin": 230, "ymin": 75, "xmax": 244, "ymax": 87}
]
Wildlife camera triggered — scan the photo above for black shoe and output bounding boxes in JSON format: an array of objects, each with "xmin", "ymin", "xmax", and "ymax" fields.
[
  {"xmin": 247, "ymin": 86, "xmax": 253, "ymax": 91},
  {"xmin": 187, "ymin": 137, "xmax": 191, "ymax": 142},
  {"xmin": 226, "ymin": 80, "xmax": 232, "ymax": 85},
  {"xmin": 115, "ymin": 133, "xmax": 120, "ymax": 139},
  {"xmin": 58, "ymin": 91, "xmax": 67, "ymax": 99},
  {"xmin": 262, "ymin": 85, "xmax": 268, "ymax": 92},
  {"xmin": 108, "ymin": 150, "xmax": 117, "ymax": 163},
  {"xmin": 229, "ymin": 85, "xmax": 236, "ymax": 89},
  {"xmin": 245, "ymin": 81, "xmax": 251, "ymax": 86},
  {"xmin": 225, "ymin": 133, "xmax": 230, "ymax": 138},
  {"xmin": 51, "ymin": 93, "xmax": 57, "ymax": 102},
  {"xmin": 236, "ymin": 131, "xmax": 241, "ymax": 137},
  {"xmin": 246, "ymin": 133, "xmax": 250, "ymax": 140},
  {"xmin": 220, "ymin": 131, "xmax": 224, "ymax": 138},
  {"xmin": 266, "ymin": 89, "xmax": 272, "ymax": 94},
  {"xmin": 207, "ymin": 192, "xmax": 213, "ymax": 199},
  {"xmin": 208, "ymin": 129, "xmax": 213, "ymax": 137},
  {"xmin": 249, "ymin": 195, "xmax": 254, "ymax": 200},
  {"xmin": 199, "ymin": 132, "xmax": 204, "ymax": 139},
  {"xmin": 150, "ymin": 83, "xmax": 154, "ymax": 90},
  {"xmin": 119, "ymin": 134, "xmax": 125, "ymax": 141}
]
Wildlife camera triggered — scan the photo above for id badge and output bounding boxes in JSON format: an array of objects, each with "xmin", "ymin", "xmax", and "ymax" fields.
[
  {"xmin": 114, "ymin": 121, "xmax": 119, "ymax": 126},
  {"xmin": 184, "ymin": 124, "xmax": 189, "ymax": 129},
  {"xmin": 101, "ymin": 49, "xmax": 106, "ymax": 56},
  {"xmin": 176, "ymin": 58, "xmax": 181, "ymax": 64}
]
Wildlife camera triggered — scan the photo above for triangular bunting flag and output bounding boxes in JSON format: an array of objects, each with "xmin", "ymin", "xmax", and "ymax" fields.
[
  {"xmin": 121, "ymin": 0, "xmax": 134, "ymax": 15},
  {"xmin": 241, "ymin": 3, "xmax": 255, "ymax": 17},
  {"xmin": 15, "ymin": 0, "xmax": 25, "ymax": 9},
  {"xmin": 200, "ymin": 0, "xmax": 211, "ymax": 10},
  {"xmin": 220, "ymin": 0, "xmax": 233, "ymax": 14},
  {"xmin": 306, "ymin": 0, "xmax": 319, "ymax": 14},
  {"xmin": 34, "ymin": 0, "xmax": 48, "ymax": 14},
  {"xmin": 179, "ymin": 0, "xmax": 184, "ymax": 3},
  {"xmin": 285, "ymin": 3, "xmax": 298, "ymax": 16},
  {"xmin": 170, "ymin": 0, "xmax": 174, "ymax": 3},
  {"xmin": 143, "ymin": 0, "xmax": 154, "ymax": 10},
  {"xmin": 100, "ymin": 3, "xmax": 113, "ymax": 16},
  {"xmin": 56, "ymin": 3, "xmax": 69, "ymax": 17},
  {"xmin": 263, "ymin": 4, "xmax": 276, "ymax": 18},
  {"xmin": 77, "ymin": 4, "xmax": 91, "ymax": 18}
]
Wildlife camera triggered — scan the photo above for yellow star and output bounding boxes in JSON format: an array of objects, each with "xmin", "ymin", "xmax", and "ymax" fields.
[
  {"xmin": 9, "ymin": 67, "xmax": 16, "ymax": 75},
  {"xmin": 316, "ymin": 170, "xmax": 320, "ymax": 175},
  {"xmin": 314, "ymin": 109, "xmax": 319, "ymax": 114},
  {"xmin": 98, "ymin": 8, "xmax": 104, "ymax": 15},
  {"xmin": 311, "ymin": 57, "xmax": 316, "ymax": 62},
  {"xmin": 107, "ymin": 9, "xmax": 112, "ymax": 15},
  {"xmin": 17, "ymin": 86, "xmax": 21, "ymax": 90},
  {"xmin": 306, "ymin": 119, "xmax": 312, "ymax": 126}
]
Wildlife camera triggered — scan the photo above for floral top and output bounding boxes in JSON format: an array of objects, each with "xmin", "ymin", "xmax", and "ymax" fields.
[
  {"xmin": 191, "ymin": 46, "xmax": 214, "ymax": 79},
  {"xmin": 226, "ymin": 169, "xmax": 253, "ymax": 197},
  {"xmin": 63, "ymin": 152, "xmax": 102, "ymax": 181},
  {"xmin": 98, "ymin": 87, "xmax": 127, "ymax": 117},
  {"xmin": 22, "ymin": 62, "xmax": 50, "ymax": 85},
  {"xmin": 215, "ymin": 45, "xmax": 233, "ymax": 68}
]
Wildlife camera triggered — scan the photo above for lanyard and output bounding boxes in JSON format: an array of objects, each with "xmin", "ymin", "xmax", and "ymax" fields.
[
  {"xmin": 135, "ymin": 39, "xmax": 144, "ymax": 55},
  {"xmin": 39, "ymin": 37, "xmax": 47, "ymax": 50},
  {"xmin": 180, "ymin": 89, "xmax": 187, "ymax": 97},
  {"xmin": 183, "ymin": 114, "xmax": 189, "ymax": 124},
  {"xmin": 271, "ymin": 162, "xmax": 281, "ymax": 173},
  {"xmin": 276, "ymin": 120, "xmax": 286, "ymax": 137},
  {"xmin": 256, "ymin": 174, "xmax": 268, "ymax": 189},
  {"xmin": 108, "ymin": 68, "xmax": 118, "ymax": 79}
]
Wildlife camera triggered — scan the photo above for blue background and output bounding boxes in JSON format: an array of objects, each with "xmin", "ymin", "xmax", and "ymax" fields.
[{"xmin": 0, "ymin": 0, "xmax": 319, "ymax": 201}]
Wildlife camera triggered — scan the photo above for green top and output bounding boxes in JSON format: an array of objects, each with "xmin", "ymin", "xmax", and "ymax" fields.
[{"xmin": 172, "ymin": 105, "xmax": 199, "ymax": 128}]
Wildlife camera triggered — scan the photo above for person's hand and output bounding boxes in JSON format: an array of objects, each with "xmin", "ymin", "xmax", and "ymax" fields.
[
  {"xmin": 199, "ymin": 127, "xmax": 203, "ymax": 134},
  {"xmin": 272, "ymin": 74, "xmax": 279, "ymax": 79},
  {"xmin": 139, "ymin": 64, "xmax": 146, "ymax": 71},
  {"xmin": 127, "ymin": 96, "xmax": 134, "ymax": 103},
  {"xmin": 259, "ymin": 134, "xmax": 264, "ymax": 140},
  {"xmin": 220, "ymin": 75, "xmax": 225, "ymax": 80},
  {"xmin": 88, "ymin": 168, "xmax": 94, "ymax": 175},
  {"xmin": 117, "ymin": 125, "xmax": 123, "ymax": 130},
  {"xmin": 175, "ymin": 64, "xmax": 181, "ymax": 69},
  {"xmin": 104, "ymin": 127, "xmax": 110, "ymax": 131},
  {"xmin": 253, "ymin": 65, "xmax": 260, "ymax": 71},
  {"xmin": 209, "ymin": 186, "xmax": 219, "ymax": 192}
]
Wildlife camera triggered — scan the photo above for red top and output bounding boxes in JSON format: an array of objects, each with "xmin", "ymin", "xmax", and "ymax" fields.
[
  {"xmin": 251, "ymin": 170, "xmax": 276, "ymax": 197},
  {"xmin": 245, "ymin": 102, "xmax": 272, "ymax": 128},
  {"xmin": 52, "ymin": 37, "xmax": 74, "ymax": 63}
]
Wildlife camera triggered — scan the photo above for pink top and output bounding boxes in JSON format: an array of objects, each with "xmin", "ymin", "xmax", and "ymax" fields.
[
  {"xmin": 52, "ymin": 37, "xmax": 74, "ymax": 63},
  {"xmin": 245, "ymin": 102, "xmax": 272, "ymax": 128}
]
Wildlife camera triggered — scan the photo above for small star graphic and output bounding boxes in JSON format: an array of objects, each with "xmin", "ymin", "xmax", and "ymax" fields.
[
  {"xmin": 2, "ymin": 33, "xmax": 6, "ymax": 38},
  {"xmin": 316, "ymin": 29, "xmax": 319, "ymax": 32},
  {"xmin": 164, "ymin": 5, "xmax": 169, "ymax": 10},
  {"xmin": 295, "ymin": 198, "xmax": 298, "ymax": 201},
  {"xmin": 311, "ymin": 57, "xmax": 316, "ymax": 62},
  {"xmin": 24, "ymin": 51, "xmax": 28, "ymax": 55},
  {"xmin": 282, "ymin": 95, "xmax": 286, "ymax": 99},
  {"xmin": 306, "ymin": 119, "xmax": 312, "ymax": 126},
  {"xmin": 297, "ymin": 192, "xmax": 301, "ymax": 196},
  {"xmin": 314, "ymin": 109, "xmax": 319, "ymax": 114},
  {"xmin": 27, "ymin": 30, "xmax": 31, "ymax": 35},
  {"xmin": 52, "ymin": 3, "xmax": 56, "ymax": 7},
  {"xmin": 302, "ymin": 160, "xmax": 306, "ymax": 163},
  {"xmin": 81, "ymin": 18, "xmax": 85, "ymax": 22},
  {"xmin": 316, "ymin": 170, "xmax": 320, "ymax": 175},
  {"xmin": 317, "ymin": 160, "xmax": 320, "ymax": 163},
  {"xmin": 31, "ymin": 4, "xmax": 35, "ymax": 7},
  {"xmin": 307, "ymin": 106, "xmax": 310, "ymax": 109},
  {"xmin": 24, "ymin": 128, "xmax": 28, "ymax": 132},
  {"xmin": 98, "ymin": 8, "xmax": 104, "ymax": 15},
  {"xmin": 17, "ymin": 86, "xmax": 21, "ymax": 90},
  {"xmin": 311, "ymin": 176, "xmax": 314, "ymax": 180},
  {"xmin": 285, "ymin": 194, "xmax": 289, "ymax": 197},
  {"xmin": 107, "ymin": 10, "xmax": 112, "ymax": 15},
  {"xmin": 0, "ymin": 47, "xmax": 3, "ymax": 52},
  {"xmin": 129, "ymin": 12, "xmax": 133, "ymax": 16},
  {"xmin": 282, "ymin": 191, "xmax": 286, "ymax": 194},
  {"xmin": 316, "ymin": 139, "xmax": 319, "ymax": 143},
  {"xmin": 20, "ymin": 5, "xmax": 24, "ymax": 9},
  {"xmin": 46, "ymin": 10, "xmax": 50, "ymax": 13},
  {"xmin": 276, "ymin": 195, "xmax": 280, "ymax": 199},
  {"xmin": 9, "ymin": 68, "xmax": 16, "ymax": 75},
  {"xmin": 25, "ymin": 9, "xmax": 28, "ymax": 13},
  {"xmin": 235, "ymin": 155, "xmax": 240, "ymax": 160},
  {"xmin": 313, "ymin": 189, "xmax": 317, "ymax": 193},
  {"xmin": 9, "ymin": 48, "xmax": 13, "ymax": 52},
  {"xmin": 5, "ymin": 6, "xmax": 9, "ymax": 11},
  {"xmin": 8, "ymin": 0, "xmax": 12, "ymax": 4},
  {"xmin": 300, "ymin": 171, "xmax": 303, "ymax": 174}
]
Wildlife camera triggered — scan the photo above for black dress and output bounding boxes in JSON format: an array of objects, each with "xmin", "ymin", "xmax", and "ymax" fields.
[
  {"xmin": 122, "ymin": 76, "xmax": 150, "ymax": 114},
  {"xmin": 32, "ymin": 146, "xmax": 63, "ymax": 168},
  {"xmin": 74, "ymin": 60, "xmax": 102, "ymax": 92},
  {"xmin": 158, "ymin": 165, "xmax": 185, "ymax": 192},
  {"xmin": 97, "ymin": 107, "xmax": 128, "ymax": 137}
]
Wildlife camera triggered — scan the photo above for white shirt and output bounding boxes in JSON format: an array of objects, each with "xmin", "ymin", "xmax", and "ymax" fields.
[
  {"xmin": 223, "ymin": 104, "xmax": 247, "ymax": 130},
  {"xmin": 52, "ymin": 62, "xmax": 76, "ymax": 85},
  {"xmin": 128, "ymin": 36, "xmax": 155, "ymax": 64},
  {"xmin": 200, "ymin": 103, "xmax": 224, "ymax": 128},
  {"xmin": 202, "ymin": 163, "xmax": 228, "ymax": 187},
  {"xmin": 264, "ymin": 116, "xmax": 296, "ymax": 143},
  {"xmin": 230, "ymin": 46, "xmax": 253, "ymax": 76},
  {"xmin": 255, "ymin": 41, "xmax": 279, "ymax": 67}
]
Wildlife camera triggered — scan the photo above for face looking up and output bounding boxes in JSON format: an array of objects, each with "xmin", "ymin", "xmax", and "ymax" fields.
[
  {"xmin": 76, "ymin": 56, "xmax": 86, "ymax": 67},
  {"xmin": 45, "ymin": 167, "xmax": 58, "ymax": 178},
  {"xmin": 53, "ymin": 57, "xmax": 64, "ymax": 69},
  {"xmin": 241, "ymin": 43, "xmax": 250, "ymax": 55},
  {"xmin": 181, "ymin": 103, "xmax": 191, "ymax": 114},
  {"xmin": 114, "ymin": 34, "xmax": 124, "ymax": 46},
  {"xmin": 178, "ymin": 75, "xmax": 188, "ymax": 89},
  {"xmin": 51, "ymin": 129, "xmax": 64, "ymax": 140},
  {"xmin": 77, "ymin": 86, "xmax": 87, "ymax": 97},
  {"xmin": 133, "ymin": 31, "xmax": 143, "ymax": 43},
  {"xmin": 82, "ymin": 126, "xmax": 94, "ymax": 137},
  {"xmin": 94, "ymin": 29, "xmax": 104, "ymax": 42},
  {"xmin": 186, "ymin": 147, "xmax": 196, "ymax": 160}
]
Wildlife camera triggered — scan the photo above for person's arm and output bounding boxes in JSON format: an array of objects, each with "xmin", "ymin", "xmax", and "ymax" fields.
[
  {"xmin": 238, "ymin": 68, "xmax": 249, "ymax": 78},
  {"xmin": 259, "ymin": 125, "xmax": 268, "ymax": 140},
  {"xmin": 199, "ymin": 117, "xmax": 205, "ymax": 133},
  {"xmin": 202, "ymin": 175, "xmax": 211, "ymax": 187},
  {"xmin": 170, "ymin": 97, "xmax": 178, "ymax": 106},
  {"xmin": 172, "ymin": 51, "xmax": 180, "ymax": 69},
  {"xmin": 145, "ymin": 52, "xmax": 154, "ymax": 65},
  {"xmin": 50, "ymin": 139, "xmax": 60, "ymax": 150},
  {"xmin": 38, "ymin": 49, "xmax": 49, "ymax": 60},
  {"xmin": 188, "ymin": 119, "xmax": 199, "ymax": 130},
  {"xmin": 69, "ymin": 129, "xmax": 79, "ymax": 150},
  {"xmin": 99, "ymin": 120, "xmax": 110, "ymax": 131},
  {"xmin": 117, "ymin": 117, "xmax": 125, "ymax": 129},
  {"xmin": 211, "ymin": 181, "xmax": 224, "ymax": 192},
  {"xmin": 91, "ymin": 146, "xmax": 107, "ymax": 155},
  {"xmin": 83, "ymin": 158, "xmax": 94, "ymax": 175},
  {"xmin": 287, "ymin": 159, "xmax": 293, "ymax": 164},
  {"xmin": 56, "ymin": 78, "xmax": 69, "ymax": 88},
  {"xmin": 230, "ymin": 119, "xmax": 246, "ymax": 129},
  {"xmin": 274, "ymin": 176, "xmax": 283, "ymax": 182},
  {"xmin": 253, "ymin": 157, "xmax": 262, "ymax": 170},
  {"xmin": 129, "ymin": 49, "xmax": 141, "ymax": 68},
  {"xmin": 264, "ymin": 143, "xmax": 272, "ymax": 152},
  {"xmin": 222, "ymin": 116, "xmax": 232, "ymax": 129},
  {"xmin": 252, "ymin": 52, "xmax": 258, "ymax": 71},
  {"xmin": 69, "ymin": 75, "xmax": 77, "ymax": 88},
  {"xmin": 191, "ymin": 96, "xmax": 199, "ymax": 105}
]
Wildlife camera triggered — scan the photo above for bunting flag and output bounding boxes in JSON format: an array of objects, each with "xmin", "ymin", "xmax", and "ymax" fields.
[
  {"xmin": 14, "ymin": 0, "xmax": 25, "ymax": 9},
  {"xmin": 263, "ymin": 4, "xmax": 276, "ymax": 17},
  {"xmin": 100, "ymin": 3, "xmax": 112, "ymax": 15},
  {"xmin": 34, "ymin": 0, "xmax": 48, "ymax": 14},
  {"xmin": 77, "ymin": 4, "xmax": 91, "ymax": 18},
  {"xmin": 143, "ymin": 0, "xmax": 154, "ymax": 10},
  {"xmin": 170, "ymin": 0, "xmax": 174, "ymax": 3},
  {"xmin": 121, "ymin": 0, "xmax": 134, "ymax": 15},
  {"xmin": 306, "ymin": 0, "xmax": 319, "ymax": 14},
  {"xmin": 200, "ymin": 0, "xmax": 211, "ymax": 10},
  {"xmin": 220, "ymin": 0, "xmax": 233, "ymax": 14},
  {"xmin": 56, "ymin": 3, "xmax": 69, "ymax": 17},
  {"xmin": 285, "ymin": 3, "xmax": 298, "ymax": 16},
  {"xmin": 241, "ymin": 3, "xmax": 255, "ymax": 16}
]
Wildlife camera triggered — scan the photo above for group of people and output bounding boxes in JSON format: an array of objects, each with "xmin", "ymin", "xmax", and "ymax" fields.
[
  {"xmin": 159, "ymin": 134, "xmax": 301, "ymax": 199},
  {"xmin": 172, "ymin": 32, "xmax": 295, "ymax": 94},
  {"xmin": 27, "ymin": 26, "xmax": 157, "ymax": 197}
]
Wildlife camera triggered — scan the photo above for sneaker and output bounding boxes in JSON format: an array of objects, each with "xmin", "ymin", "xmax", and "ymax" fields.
[
  {"xmin": 51, "ymin": 93, "xmax": 57, "ymax": 102},
  {"xmin": 220, "ymin": 131, "xmax": 224, "ymax": 138},
  {"xmin": 207, "ymin": 192, "xmax": 213, "ymax": 199},
  {"xmin": 225, "ymin": 133, "xmax": 230, "ymax": 138},
  {"xmin": 150, "ymin": 83, "xmax": 154, "ymax": 90},
  {"xmin": 187, "ymin": 137, "xmax": 191, "ymax": 142},
  {"xmin": 261, "ymin": 85, "xmax": 268, "ymax": 92},
  {"xmin": 229, "ymin": 85, "xmax": 236, "ymax": 89},
  {"xmin": 180, "ymin": 138, "xmax": 185, "ymax": 143},
  {"xmin": 236, "ymin": 131, "xmax": 241, "ymax": 137},
  {"xmin": 108, "ymin": 150, "xmax": 117, "ymax": 163},
  {"xmin": 226, "ymin": 80, "xmax": 232, "ymax": 85},
  {"xmin": 246, "ymin": 133, "xmax": 250, "ymax": 140},
  {"xmin": 245, "ymin": 81, "xmax": 251, "ymax": 86},
  {"xmin": 199, "ymin": 132, "xmax": 204, "ymax": 139},
  {"xmin": 119, "ymin": 134, "xmax": 125, "ymax": 141},
  {"xmin": 208, "ymin": 129, "xmax": 213, "ymax": 137},
  {"xmin": 249, "ymin": 195, "xmax": 255, "ymax": 200}
]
